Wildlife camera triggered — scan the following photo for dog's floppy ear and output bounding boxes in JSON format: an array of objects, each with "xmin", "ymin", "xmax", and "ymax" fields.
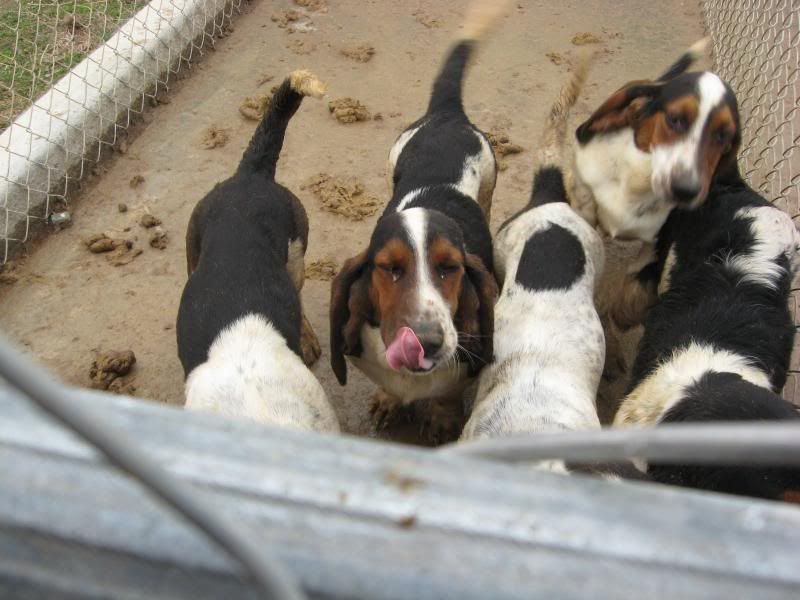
[
  {"xmin": 575, "ymin": 81, "xmax": 662, "ymax": 144},
  {"xmin": 456, "ymin": 254, "xmax": 498, "ymax": 375},
  {"xmin": 330, "ymin": 250, "xmax": 371, "ymax": 385},
  {"xmin": 711, "ymin": 126, "xmax": 743, "ymax": 187}
]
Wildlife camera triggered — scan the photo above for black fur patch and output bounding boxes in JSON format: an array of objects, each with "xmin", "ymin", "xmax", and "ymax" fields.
[
  {"xmin": 628, "ymin": 183, "xmax": 795, "ymax": 394},
  {"xmin": 514, "ymin": 224, "xmax": 585, "ymax": 292},
  {"xmin": 649, "ymin": 371, "xmax": 800, "ymax": 501}
]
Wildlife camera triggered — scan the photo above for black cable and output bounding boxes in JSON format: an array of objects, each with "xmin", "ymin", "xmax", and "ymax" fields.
[
  {"xmin": 443, "ymin": 423, "xmax": 800, "ymax": 465},
  {"xmin": 0, "ymin": 335, "xmax": 306, "ymax": 600}
]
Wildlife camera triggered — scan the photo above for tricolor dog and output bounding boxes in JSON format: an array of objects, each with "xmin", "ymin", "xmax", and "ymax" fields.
[
  {"xmin": 176, "ymin": 71, "xmax": 339, "ymax": 433},
  {"xmin": 461, "ymin": 57, "xmax": 606, "ymax": 470},
  {"xmin": 573, "ymin": 38, "xmax": 740, "ymax": 243},
  {"xmin": 330, "ymin": 1, "xmax": 507, "ymax": 439},
  {"xmin": 614, "ymin": 168, "xmax": 800, "ymax": 501}
]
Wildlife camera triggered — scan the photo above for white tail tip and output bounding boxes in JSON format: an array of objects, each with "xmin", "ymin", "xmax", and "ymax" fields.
[
  {"xmin": 289, "ymin": 69, "xmax": 327, "ymax": 98},
  {"xmin": 461, "ymin": 0, "xmax": 513, "ymax": 41}
]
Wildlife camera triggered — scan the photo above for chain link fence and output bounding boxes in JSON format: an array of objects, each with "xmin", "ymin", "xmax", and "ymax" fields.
[
  {"xmin": 702, "ymin": 0, "xmax": 800, "ymax": 403},
  {"xmin": 0, "ymin": 0, "xmax": 241, "ymax": 262}
]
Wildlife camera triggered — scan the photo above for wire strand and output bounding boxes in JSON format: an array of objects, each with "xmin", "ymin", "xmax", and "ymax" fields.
[{"xmin": 0, "ymin": 335, "xmax": 306, "ymax": 600}]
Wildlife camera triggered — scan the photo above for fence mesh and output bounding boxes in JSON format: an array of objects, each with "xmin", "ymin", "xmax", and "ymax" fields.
[
  {"xmin": 0, "ymin": 0, "xmax": 241, "ymax": 261},
  {"xmin": 702, "ymin": 0, "xmax": 800, "ymax": 403}
]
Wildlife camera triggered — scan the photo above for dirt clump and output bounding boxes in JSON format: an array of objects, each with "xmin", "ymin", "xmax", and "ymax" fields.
[
  {"xmin": 328, "ymin": 98, "xmax": 371, "ymax": 123},
  {"xmin": 340, "ymin": 43, "xmax": 375, "ymax": 63},
  {"xmin": 271, "ymin": 10, "xmax": 303, "ymax": 28},
  {"xmin": 286, "ymin": 38, "xmax": 316, "ymax": 55},
  {"xmin": 294, "ymin": 0, "xmax": 327, "ymax": 11},
  {"xmin": 129, "ymin": 174, "xmax": 145, "ymax": 188},
  {"xmin": 149, "ymin": 228, "xmax": 169, "ymax": 250},
  {"xmin": 412, "ymin": 9, "xmax": 441, "ymax": 29},
  {"xmin": 546, "ymin": 51, "xmax": 567, "ymax": 65},
  {"xmin": 305, "ymin": 259, "xmax": 338, "ymax": 281},
  {"xmin": 239, "ymin": 94, "xmax": 272, "ymax": 121},
  {"xmin": 572, "ymin": 32, "xmax": 602, "ymax": 45},
  {"xmin": 302, "ymin": 174, "xmax": 381, "ymax": 221},
  {"xmin": 486, "ymin": 129, "xmax": 525, "ymax": 171},
  {"xmin": 89, "ymin": 350, "xmax": 136, "ymax": 391},
  {"xmin": 108, "ymin": 244, "xmax": 143, "ymax": 267},
  {"xmin": 118, "ymin": 203, "xmax": 128, "ymax": 213},
  {"xmin": 200, "ymin": 126, "xmax": 230, "ymax": 149},
  {"xmin": 85, "ymin": 233, "xmax": 128, "ymax": 253},
  {"xmin": 140, "ymin": 213, "xmax": 162, "ymax": 228}
]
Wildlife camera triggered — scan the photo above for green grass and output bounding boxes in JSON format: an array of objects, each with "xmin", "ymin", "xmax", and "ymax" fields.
[{"xmin": 0, "ymin": 1, "xmax": 141, "ymax": 129}]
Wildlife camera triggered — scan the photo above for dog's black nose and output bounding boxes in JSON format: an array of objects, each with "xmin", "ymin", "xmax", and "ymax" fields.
[
  {"xmin": 411, "ymin": 323, "xmax": 444, "ymax": 357},
  {"xmin": 671, "ymin": 181, "xmax": 700, "ymax": 203}
]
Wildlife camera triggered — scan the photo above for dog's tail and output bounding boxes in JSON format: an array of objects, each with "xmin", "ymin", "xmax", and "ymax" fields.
[
  {"xmin": 658, "ymin": 37, "xmax": 709, "ymax": 81},
  {"xmin": 529, "ymin": 50, "xmax": 593, "ymax": 207},
  {"xmin": 427, "ymin": 0, "xmax": 512, "ymax": 114},
  {"xmin": 238, "ymin": 70, "xmax": 327, "ymax": 178}
]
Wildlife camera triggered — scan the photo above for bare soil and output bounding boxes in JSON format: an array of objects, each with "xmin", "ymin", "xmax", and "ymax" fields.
[{"xmin": 0, "ymin": 0, "xmax": 706, "ymax": 441}]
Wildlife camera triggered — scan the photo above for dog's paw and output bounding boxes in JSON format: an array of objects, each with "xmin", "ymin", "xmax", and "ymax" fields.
[
  {"xmin": 301, "ymin": 313, "xmax": 321, "ymax": 367},
  {"xmin": 369, "ymin": 389, "xmax": 406, "ymax": 430},
  {"xmin": 418, "ymin": 398, "xmax": 465, "ymax": 445}
]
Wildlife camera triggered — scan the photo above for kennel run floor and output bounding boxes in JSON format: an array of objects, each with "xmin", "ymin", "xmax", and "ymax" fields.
[{"xmin": 0, "ymin": 0, "xmax": 705, "ymax": 441}]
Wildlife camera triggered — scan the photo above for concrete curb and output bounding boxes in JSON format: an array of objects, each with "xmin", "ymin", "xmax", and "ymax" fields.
[{"xmin": 0, "ymin": 0, "xmax": 236, "ymax": 262}]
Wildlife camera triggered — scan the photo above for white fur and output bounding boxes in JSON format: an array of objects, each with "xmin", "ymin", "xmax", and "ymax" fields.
[
  {"xmin": 185, "ymin": 314, "xmax": 339, "ymax": 432},
  {"xmin": 349, "ymin": 325, "xmax": 470, "ymax": 403},
  {"xmin": 395, "ymin": 188, "xmax": 424, "ymax": 212},
  {"xmin": 727, "ymin": 206, "xmax": 800, "ymax": 289},
  {"xmin": 575, "ymin": 72, "xmax": 731, "ymax": 242},
  {"xmin": 574, "ymin": 128, "xmax": 667, "ymax": 241},
  {"xmin": 389, "ymin": 122, "xmax": 425, "ymax": 170},
  {"xmin": 402, "ymin": 207, "xmax": 459, "ymax": 366},
  {"xmin": 461, "ymin": 203, "xmax": 606, "ymax": 467},
  {"xmin": 614, "ymin": 341, "xmax": 772, "ymax": 428},
  {"xmin": 651, "ymin": 73, "xmax": 727, "ymax": 202},
  {"xmin": 658, "ymin": 243, "xmax": 678, "ymax": 295}
]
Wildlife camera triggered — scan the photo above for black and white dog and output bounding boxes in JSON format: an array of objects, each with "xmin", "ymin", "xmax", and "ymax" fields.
[
  {"xmin": 330, "ymin": 1, "xmax": 508, "ymax": 439},
  {"xmin": 177, "ymin": 71, "xmax": 339, "ymax": 433},
  {"xmin": 461, "ymin": 56, "xmax": 606, "ymax": 471},
  {"xmin": 614, "ymin": 170, "xmax": 800, "ymax": 500}
]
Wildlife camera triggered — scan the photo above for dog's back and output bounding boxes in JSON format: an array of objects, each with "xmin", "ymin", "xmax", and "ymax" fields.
[
  {"xmin": 616, "ymin": 182, "xmax": 800, "ymax": 499},
  {"xmin": 463, "ymin": 53, "xmax": 604, "ymax": 443}
]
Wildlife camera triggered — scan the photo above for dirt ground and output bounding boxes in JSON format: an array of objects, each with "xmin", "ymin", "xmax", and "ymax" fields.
[{"xmin": 0, "ymin": 0, "xmax": 706, "ymax": 442}]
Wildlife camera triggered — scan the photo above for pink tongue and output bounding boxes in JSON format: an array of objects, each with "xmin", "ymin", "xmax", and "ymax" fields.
[{"xmin": 385, "ymin": 326, "xmax": 433, "ymax": 371}]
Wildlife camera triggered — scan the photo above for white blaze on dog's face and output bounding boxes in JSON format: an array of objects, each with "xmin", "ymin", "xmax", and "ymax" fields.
[
  {"xmin": 329, "ymin": 208, "xmax": 497, "ymax": 385},
  {"xmin": 645, "ymin": 73, "xmax": 739, "ymax": 207},
  {"xmin": 576, "ymin": 71, "xmax": 741, "ymax": 212},
  {"xmin": 375, "ymin": 208, "xmax": 462, "ymax": 373}
]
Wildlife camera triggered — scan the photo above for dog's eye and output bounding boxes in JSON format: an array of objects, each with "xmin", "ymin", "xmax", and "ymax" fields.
[
  {"xmin": 666, "ymin": 112, "xmax": 689, "ymax": 133},
  {"xmin": 379, "ymin": 265, "xmax": 404, "ymax": 282},
  {"xmin": 714, "ymin": 129, "xmax": 733, "ymax": 149},
  {"xmin": 437, "ymin": 264, "xmax": 461, "ymax": 280}
]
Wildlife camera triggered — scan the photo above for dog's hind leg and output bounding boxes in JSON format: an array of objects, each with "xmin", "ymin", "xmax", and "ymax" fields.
[{"xmin": 287, "ymin": 198, "xmax": 321, "ymax": 367}]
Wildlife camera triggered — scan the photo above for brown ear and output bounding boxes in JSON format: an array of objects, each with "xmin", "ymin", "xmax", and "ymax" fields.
[
  {"xmin": 456, "ymin": 254, "xmax": 498, "ymax": 376},
  {"xmin": 329, "ymin": 251, "xmax": 371, "ymax": 385},
  {"xmin": 575, "ymin": 81, "xmax": 662, "ymax": 144}
]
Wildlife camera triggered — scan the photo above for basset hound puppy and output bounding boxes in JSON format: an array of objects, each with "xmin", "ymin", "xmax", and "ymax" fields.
[
  {"xmin": 329, "ymin": 0, "xmax": 509, "ymax": 440},
  {"xmin": 177, "ymin": 71, "xmax": 339, "ymax": 433},
  {"xmin": 572, "ymin": 37, "xmax": 740, "ymax": 244},
  {"xmin": 461, "ymin": 54, "xmax": 607, "ymax": 472},
  {"xmin": 614, "ymin": 155, "xmax": 800, "ymax": 502}
]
